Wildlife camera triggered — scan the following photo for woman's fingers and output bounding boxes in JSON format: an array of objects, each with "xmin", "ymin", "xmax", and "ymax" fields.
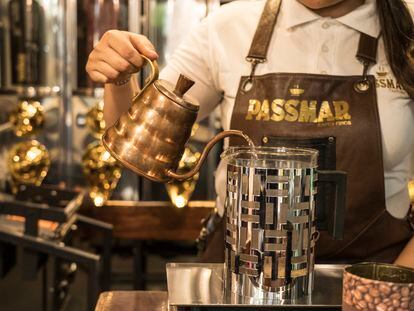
[
  {"xmin": 96, "ymin": 46, "xmax": 138, "ymax": 74},
  {"xmin": 128, "ymin": 32, "xmax": 158, "ymax": 60},
  {"xmin": 87, "ymin": 58, "xmax": 122, "ymax": 82},
  {"xmin": 104, "ymin": 31, "xmax": 145, "ymax": 68},
  {"xmin": 94, "ymin": 61, "xmax": 121, "ymax": 81},
  {"xmin": 86, "ymin": 30, "xmax": 158, "ymax": 83},
  {"xmin": 87, "ymin": 70, "xmax": 109, "ymax": 84}
]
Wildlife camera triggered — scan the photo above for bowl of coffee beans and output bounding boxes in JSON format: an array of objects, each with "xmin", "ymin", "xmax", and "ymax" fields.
[{"xmin": 343, "ymin": 262, "xmax": 414, "ymax": 311}]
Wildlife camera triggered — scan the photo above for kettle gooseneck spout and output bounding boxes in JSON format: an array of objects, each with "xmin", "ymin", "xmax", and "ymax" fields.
[{"xmin": 166, "ymin": 130, "xmax": 253, "ymax": 181}]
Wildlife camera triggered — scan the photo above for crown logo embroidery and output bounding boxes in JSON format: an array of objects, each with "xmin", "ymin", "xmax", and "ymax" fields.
[
  {"xmin": 289, "ymin": 84, "xmax": 305, "ymax": 96},
  {"xmin": 376, "ymin": 65, "xmax": 388, "ymax": 77}
]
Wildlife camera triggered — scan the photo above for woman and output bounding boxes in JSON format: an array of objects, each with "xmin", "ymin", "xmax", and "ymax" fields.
[{"xmin": 86, "ymin": 0, "xmax": 414, "ymax": 267}]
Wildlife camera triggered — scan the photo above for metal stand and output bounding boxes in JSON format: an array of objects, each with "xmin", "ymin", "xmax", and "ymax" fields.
[
  {"xmin": 167, "ymin": 263, "xmax": 343, "ymax": 310},
  {"xmin": 0, "ymin": 184, "xmax": 113, "ymax": 311}
]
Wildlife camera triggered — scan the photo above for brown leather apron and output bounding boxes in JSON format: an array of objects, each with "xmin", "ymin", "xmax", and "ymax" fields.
[
  {"xmin": 198, "ymin": 0, "xmax": 412, "ymax": 264},
  {"xmin": 223, "ymin": 0, "xmax": 412, "ymax": 263}
]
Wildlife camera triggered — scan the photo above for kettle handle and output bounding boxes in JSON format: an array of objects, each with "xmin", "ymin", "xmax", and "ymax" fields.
[
  {"xmin": 132, "ymin": 54, "xmax": 159, "ymax": 101},
  {"xmin": 166, "ymin": 130, "xmax": 252, "ymax": 181}
]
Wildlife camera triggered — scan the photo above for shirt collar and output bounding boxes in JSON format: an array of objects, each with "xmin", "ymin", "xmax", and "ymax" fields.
[{"xmin": 279, "ymin": 0, "xmax": 381, "ymax": 38}]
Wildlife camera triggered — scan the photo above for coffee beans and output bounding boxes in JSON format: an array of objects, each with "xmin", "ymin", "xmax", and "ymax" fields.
[
  {"xmin": 379, "ymin": 284, "xmax": 391, "ymax": 296},
  {"xmin": 369, "ymin": 288, "xmax": 380, "ymax": 298},
  {"xmin": 365, "ymin": 293, "xmax": 373, "ymax": 303},
  {"xmin": 401, "ymin": 287, "xmax": 410, "ymax": 297},
  {"xmin": 343, "ymin": 271, "xmax": 414, "ymax": 311}
]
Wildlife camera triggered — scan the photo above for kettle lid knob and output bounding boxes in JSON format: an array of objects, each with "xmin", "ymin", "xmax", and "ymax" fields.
[{"xmin": 173, "ymin": 74, "xmax": 195, "ymax": 97}]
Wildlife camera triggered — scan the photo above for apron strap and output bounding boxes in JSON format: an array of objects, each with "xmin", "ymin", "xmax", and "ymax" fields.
[
  {"xmin": 246, "ymin": 0, "xmax": 281, "ymax": 77},
  {"xmin": 356, "ymin": 33, "xmax": 379, "ymax": 76},
  {"xmin": 246, "ymin": 0, "xmax": 379, "ymax": 79}
]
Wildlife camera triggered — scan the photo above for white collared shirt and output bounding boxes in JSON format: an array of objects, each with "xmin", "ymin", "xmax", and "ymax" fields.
[{"xmin": 160, "ymin": 0, "xmax": 414, "ymax": 218}]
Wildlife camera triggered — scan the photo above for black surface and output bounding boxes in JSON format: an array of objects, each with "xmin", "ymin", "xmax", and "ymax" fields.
[
  {"xmin": 177, "ymin": 307, "xmax": 341, "ymax": 310},
  {"xmin": 0, "ymin": 242, "xmax": 16, "ymax": 278}
]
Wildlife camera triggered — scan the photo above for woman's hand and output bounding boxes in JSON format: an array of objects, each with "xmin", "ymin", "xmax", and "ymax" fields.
[
  {"xmin": 395, "ymin": 235, "xmax": 414, "ymax": 269},
  {"xmin": 86, "ymin": 30, "xmax": 158, "ymax": 84}
]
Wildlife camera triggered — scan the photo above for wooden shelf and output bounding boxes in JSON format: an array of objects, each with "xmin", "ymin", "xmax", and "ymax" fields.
[{"xmin": 80, "ymin": 201, "xmax": 215, "ymax": 241}]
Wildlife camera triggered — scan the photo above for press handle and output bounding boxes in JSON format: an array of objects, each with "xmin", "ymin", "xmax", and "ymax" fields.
[
  {"xmin": 317, "ymin": 170, "xmax": 347, "ymax": 240},
  {"xmin": 166, "ymin": 130, "xmax": 251, "ymax": 181},
  {"xmin": 131, "ymin": 54, "xmax": 159, "ymax": 101}
]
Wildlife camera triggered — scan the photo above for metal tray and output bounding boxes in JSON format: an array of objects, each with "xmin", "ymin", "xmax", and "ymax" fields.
[{"xmin": 167, "ymin": 263, "xmax": 344, "ymax": 310}]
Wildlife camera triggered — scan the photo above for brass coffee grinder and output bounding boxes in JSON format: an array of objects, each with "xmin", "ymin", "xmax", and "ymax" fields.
[
  {"xmin": 6, "ymin": 99, "xmax": 50, "ymax": 189},
  {"xmin": 0, "ymin": 0, "xmax": 63, "ymax": 190},
  {"xmin": 8, "ymin": 139, "xmax": 50, "ymax": 187},
  {"xmin": 165, "ymin": 138, "xmax": 201, "ymax": 208},
  {"xmin": 9, "ymin": 99, "xmax": 45, "ymax": 137},
  {"xmin": 82, "ymin": 100, "xmax": 122, "ymax": 207}
]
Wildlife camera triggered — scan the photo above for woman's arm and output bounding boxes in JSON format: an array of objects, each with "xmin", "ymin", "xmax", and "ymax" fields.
[
  {"xmin": 85, "ymin": 30, "xmax": 158, "ymax": 127},
  {"xmin": 87, "ymin": 16, "xmax": 223, "ymax": 127},
  {"xmin": 103, "ymin": 76, "xmax": 138, "ymax": 127},
  {"xmin": 395, "ymin": 236, "xmax": 414, "ymax": 269}
]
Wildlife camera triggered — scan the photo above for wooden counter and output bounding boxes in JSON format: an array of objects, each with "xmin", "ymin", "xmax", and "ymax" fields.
[
  {"xmin": 95, "ymin": 291, "xmax": 168, "ymax": 311},
  {"xmin": 81, "ymin": 200, "xmax": 215, "ymax": 240},
  {"xmin": 81, "ymin": 200, "xmax": 216, "ymax": 290}
]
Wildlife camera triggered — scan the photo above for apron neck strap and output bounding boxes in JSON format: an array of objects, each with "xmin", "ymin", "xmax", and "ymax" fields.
[
  {"xmin": 245, "ymin": 0, "xmax": 379, "ymax": 78},
  {"xmin": 356, "ymin": 33, "xmax": 379, "ymax": 76},
  {"xmin": 246, "ymin": 0, "xmax": 281, "ymax": 69}
]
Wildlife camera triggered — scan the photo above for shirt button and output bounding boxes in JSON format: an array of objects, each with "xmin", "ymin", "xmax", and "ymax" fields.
[
  {"xmin": 322, "ymin": 22, "xmax": 330, "ymax": 29},
  {"xmin": 322, "ymin": 44, "xmax": 329, "ymax": 53}
]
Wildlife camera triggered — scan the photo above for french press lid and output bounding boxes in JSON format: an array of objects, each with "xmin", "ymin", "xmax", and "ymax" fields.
[{"xmin": 154, "ymin": 74, "xmax": 199, "ymax": 112}]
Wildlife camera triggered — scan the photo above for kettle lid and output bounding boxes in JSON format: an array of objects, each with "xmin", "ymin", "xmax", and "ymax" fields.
[{"xmin": 154, "ymin": 74, "xmax": 199, "ymax": 112}]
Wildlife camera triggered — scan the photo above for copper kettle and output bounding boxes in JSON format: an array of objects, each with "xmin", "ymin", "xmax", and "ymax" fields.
[{"xmin": 102, "ymin": 55, "xmax": 251, "ymax": 183}]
